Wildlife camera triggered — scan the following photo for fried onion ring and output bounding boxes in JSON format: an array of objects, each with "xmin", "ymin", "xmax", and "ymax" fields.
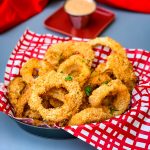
[
  {"xmin": 58, "ymin": 55, "xmax": 91, "ymax": 87},
  {"xmin": 89, "ymin": 79, "xmax": 130, "ymax": 116},
  {"xmin": 44, "ymin": 41, "xmax": 94, "ymax": 68},
  {"xmin": 88, "ymin": 37, "xmax": 137, "ymax": 91},
  {"xmin": 106, "ymin": 53, "xmax": 137, "ymax": 91},
  {"xmin": 68, "ymin": 108, "xmax": 107, "ymax": 125},
  {"xmin": 20, "ymin": 58, "xmax": 53, "ymax": 84},
  {"xmin": 88, "ymin": 37, "xmax": 126, "ymax": 56},
  {"xmin": 7, "ymin": 78, "xmax": 41, "ymax": 120},
  {"xmin": 28, "ymin": 71, "xmax": 83, "ymax": 122},
  {"xmin": 8, "ymin": 77, "xmax": 26, "ymax": 110},
  {"xmin": 88, "ymin": 63, "xmax": 112, "ymax": 88},
  {"xmin": 15, "ymin": 86, "xmax": 31, "ymax": 117},
  {"xmin": 16, "ymin": 87, "xmax": 54, "ymax": 118}
]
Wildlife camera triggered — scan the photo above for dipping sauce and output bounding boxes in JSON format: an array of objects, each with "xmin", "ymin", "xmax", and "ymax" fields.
[{"xmin": 64, "ymin": 0, "xmax": 96, "ymax": 16}]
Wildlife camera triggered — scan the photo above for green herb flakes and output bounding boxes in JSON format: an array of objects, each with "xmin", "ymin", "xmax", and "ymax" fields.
[
  {"xmin": 65, "ymin": 75, "xmax": 73, "ymax": 81},
  {"xmin": 84, "ymin": 85, "xmax": 92, "ymax": 96},
  {"xmin": 109, "ymin": 106, "xmax": 118, "ymax": 115}
]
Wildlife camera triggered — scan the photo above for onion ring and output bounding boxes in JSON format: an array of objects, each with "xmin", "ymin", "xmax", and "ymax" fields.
[
  {"xmin": 44, "ymin": 41, "xmax": 94, "ymax": 68},
  {"xmin": 20, "ymin": 58, "xmax": 53, "ymax": 84},
  {"xmin": 8, "ymin": 77, "xmax": 26, "ymax": 110},
  {"xmin": 7, "ymin": 78, "xmax": 42, "ymax": 119},
  {"xmin": 68, "ymin": 108, "xmax": 107, "ymax": 125},
  {"xmin": 28, "ymin": 71, "xmax": 83, "ymax": 122},
  {"xmin": 88, "ymin": 37, "xmax": 136, "ymax": 91},
  {"xmin": 88, "ymin": 63, "xmax": 112, "ymax": 88},
  {"xmin": 106, "ymin": 53, "xmax": 137, "ymax": 91},
  {"xmin": 58, "ymin": 55, "xmax": 91, "ymax": 87},
  {"xmin": 15, "ymin": 86, "xmax": 31, "ymax": 117},
  {"xmin": 88, "ymin": 37, "xmax": 126, "ymax": 56},
  {"xmin": 89, "ymin": 79, "xmax": 130, "ymax": 116},
  {"xmin": 16, "ymin": 87, "xmax": 52, "ymax": 119}
]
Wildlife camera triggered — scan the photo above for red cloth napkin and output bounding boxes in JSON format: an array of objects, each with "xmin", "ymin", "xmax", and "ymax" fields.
[
  {"xmin": 0, "ymin": 0, "xmax": 48, "ymax": 33},
  {"xmin": 97, "ymin": 0, "xmax": 150, "ymax": 13}
]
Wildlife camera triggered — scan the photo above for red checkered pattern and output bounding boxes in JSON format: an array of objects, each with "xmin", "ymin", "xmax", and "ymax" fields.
[{"xmin": 0, "ymin": 30, "xmax": 150, "ymax": 149}]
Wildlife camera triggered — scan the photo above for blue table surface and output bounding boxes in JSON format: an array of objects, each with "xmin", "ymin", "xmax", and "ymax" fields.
[{"xmin": 0, "ymin": 1, "xmax": 150, "ymax": 150}]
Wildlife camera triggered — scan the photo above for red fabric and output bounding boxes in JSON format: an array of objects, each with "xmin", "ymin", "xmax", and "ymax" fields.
[
  {"xmin": 0, "ymin": 0, "xmax": 48, "ymax": 33},
  {"xmin": 97, "ymin": 0, "xmax": 150, "ymax": 13}
]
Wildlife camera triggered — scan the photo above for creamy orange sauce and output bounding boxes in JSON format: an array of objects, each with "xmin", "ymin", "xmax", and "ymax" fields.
[{"xmin": 64, "ymin": 0, "xmax": 96, "ymax": 16}]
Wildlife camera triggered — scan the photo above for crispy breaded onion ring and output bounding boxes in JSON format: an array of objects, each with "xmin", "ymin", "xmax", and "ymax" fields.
[
  {"xmin": 8, "ymin": 77, "xmax": 26, "ymax": 110},
  {"xmin": 16, "ymin": 87, "xmax": 51, "ymax": 119},
  {"xmin": 88, "ymin": 63, "xmax": 112, "ymax": 88},
  {"xmin": 44, "ymin": 42, "xmax": 73, "ymax": 68},
  {"xmin": 88, "ymin": 37, "xmax": 137, "ymax": 91},
  {"xmin": 106, "ymin": 53, "xmax": 137, "ymax": 91},
  {"xmin": 68, "ymin": 108, "xmax": 107, "ymax": 125},
  {"xmin": 72, "ymin": 41, "xmax": 94, "ymax": 67},
  {"xmin": 7, "ymin": 78, "xmax": 41, "ymax": 119},
  {"xmin": 44, "ymin": 41, "xmax": 94, "ymax": 68},
  {"xmin": 28, "ymin": 71, "xmax": 83, "ymax": 122},
  {"xmin": 58, "ymin": 55, "xmax": 91, "ymax": 87},
  {"xmin": 89, "ymin": 79, "xmax": 130, "ymax": 116},
  {"xmin": 15, "ymin": 86, "xmax": 31, "ymax": 117},
  {"xmin": 88, "ymin": 37, "xmax": 126, "ymax": 56},
  {"xmin": 20, "ymin": 58, "xmax": 53, "ymax": 84}
]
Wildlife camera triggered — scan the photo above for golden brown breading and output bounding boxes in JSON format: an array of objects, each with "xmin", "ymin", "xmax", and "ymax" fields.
[
  {"xmin": 88, "ymin": 37, "xmax": 126, "ymax": 56},
  {"xmin": 20, "ymin": 58, "xmax": 53, "ymax": 84},
  {"xmin": 44, "ymin": 41, "xmax": 94, "ymax": 68},
  {"xmin": 68, "ymin": 108, "xmax": 108, "ymax": 125},
  {"xmin": 89, "ymin": 79, "xmax": 130, "ymax": 116},
  {"xmin": 58, "ymin": 55, "xmax": 91, "ymax": 87},
  {"xmin": 87, "ymin": 63, "xmax": 112, "ymax": 88},
  {"xmin": 28, "ymin": 71, "xmax": 83, "ymax": 122},
  {"xmin": 106, "ymin": 53, "xmax": 137, "ymax": 91},
  {"xmin": 23, "ymin": 109, "xmax": 41, "ymax": 120},
  {"xmin": 15, "ymin": 86, "xmax": 31, "ymax": 117},
  {"xmin": 8, "ymin": 77, "xmax": 26, "ymax": 110}
]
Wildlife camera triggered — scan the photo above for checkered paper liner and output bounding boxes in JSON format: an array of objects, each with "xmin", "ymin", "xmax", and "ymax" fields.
[{"xmin": 0, "ymin": 30, "xmax": 150, "ymax": 149}]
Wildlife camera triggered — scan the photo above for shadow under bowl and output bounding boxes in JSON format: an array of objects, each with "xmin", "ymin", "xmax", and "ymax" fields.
[{"xmin": 12, "ymin": 117, "xmax": 75, "ymax": 139}]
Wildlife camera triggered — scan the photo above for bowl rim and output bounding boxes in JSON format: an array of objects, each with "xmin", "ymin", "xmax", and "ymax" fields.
[{"xmin": 11, "ymin": 116, "xmax": 62, "ymax": 130}]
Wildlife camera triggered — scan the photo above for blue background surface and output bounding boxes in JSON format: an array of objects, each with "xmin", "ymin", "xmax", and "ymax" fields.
[{"xmin": 0, "ymin": 1, "xmax": 150, "ymax": 150}]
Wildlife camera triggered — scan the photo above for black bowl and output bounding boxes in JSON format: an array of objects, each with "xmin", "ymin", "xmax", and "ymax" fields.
[{"xmin": 12, "ymin": 117, "xmax": 75, "ymax": 139}]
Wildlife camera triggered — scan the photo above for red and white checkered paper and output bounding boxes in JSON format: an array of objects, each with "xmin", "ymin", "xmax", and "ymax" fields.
[{"xmin": 0, "ymin": 30, "xmax": 150, "ymax": 149}]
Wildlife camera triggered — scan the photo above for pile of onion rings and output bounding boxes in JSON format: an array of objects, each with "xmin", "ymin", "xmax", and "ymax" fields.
[{"xmin": 7, "ymin": 37, "xmax": 137, "ymax": 126}]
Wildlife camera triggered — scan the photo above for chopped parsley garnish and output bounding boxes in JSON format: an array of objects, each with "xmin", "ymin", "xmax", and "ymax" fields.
[
  {"xmin": 84, "ymin": 85, "xmax": 92, "ymax": 96},
  {"xmin": 109, "ymin": 106, "xmax": 118, "ymax": 115},
  {"xmin": 65, "ymin": 75, "xmax": 73, "ymax": 81}
]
